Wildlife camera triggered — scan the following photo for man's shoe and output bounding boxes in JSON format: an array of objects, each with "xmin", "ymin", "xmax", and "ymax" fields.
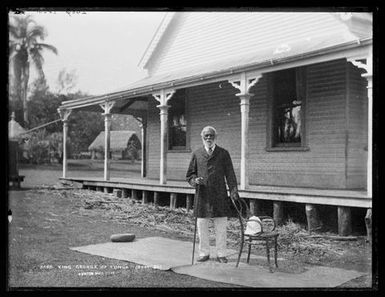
[
  {"xmin": 197, "ymin": 255, "xmax": 210, "ymax": 262},
  {"xmin": 216, "ymin": 257, "xmax": 228, "ymax": 263}
]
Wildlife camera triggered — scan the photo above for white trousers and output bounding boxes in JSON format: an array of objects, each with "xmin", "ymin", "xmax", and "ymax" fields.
[{"xmin": 197, "ymin": 217, "xmax": 227, "ymax": 257}]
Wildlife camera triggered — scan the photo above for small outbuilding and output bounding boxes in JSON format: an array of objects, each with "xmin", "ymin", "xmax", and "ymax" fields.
[{"xmin": 88, "ymin": 130, "xmax": 141, "ymax": 161}]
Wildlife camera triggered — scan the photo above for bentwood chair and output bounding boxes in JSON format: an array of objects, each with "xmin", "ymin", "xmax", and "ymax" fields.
[{"xmin": 230, "ymin": 198, "xmax": 279, "ymax": 272}]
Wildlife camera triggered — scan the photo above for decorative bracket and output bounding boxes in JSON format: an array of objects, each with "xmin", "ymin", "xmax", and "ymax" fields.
[
  {"xmin": 99, "ymin": 101, "xmax": 115, "ymax": 115},
  {"xmin": 57, "ymin": 108, "xmax": 72, "ymax": 122},
  {"xmin": 228, "ymin": 72, "xmax": 262, "ymax": 96},
  {"xmin": 348, "ymin": 58, "xmax": 370, "ymax": 74},
  {"xmin": 152, "ymin": 89, "xmax": 175, "ymax": 107},
  {"xmin": 347, "ymin": 47, "xmax": 372, "ymax": 77}
]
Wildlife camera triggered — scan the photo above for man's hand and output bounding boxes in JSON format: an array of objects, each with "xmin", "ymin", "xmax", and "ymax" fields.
[{"xmin": 195, "ymin": 177, "xmax": 204, "ymax": 185}]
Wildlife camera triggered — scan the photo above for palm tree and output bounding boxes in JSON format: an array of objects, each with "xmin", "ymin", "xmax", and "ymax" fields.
[{"xmin": 9, "ymin": 14, "xmax": 58, "ymax": 127}]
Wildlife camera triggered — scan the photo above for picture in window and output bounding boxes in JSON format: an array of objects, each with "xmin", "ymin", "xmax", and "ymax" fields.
[
  {"xmin": 168, "ymin": 94, "xmax": 187, "ymax": 149},
  {"xmin": 272, "ymin": 68, "xmax": 303, "ymax": 147}
]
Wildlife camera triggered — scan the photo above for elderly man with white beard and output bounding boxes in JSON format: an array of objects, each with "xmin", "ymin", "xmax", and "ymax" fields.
[{"xmin": 186, "ymin": 126, "xmax": 240, "ymax": 263}]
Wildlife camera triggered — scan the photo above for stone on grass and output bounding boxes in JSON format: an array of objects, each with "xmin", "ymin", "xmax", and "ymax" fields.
[{"xmin": 110, "ymin": 233, "xmax": 136, "ymax": 242}]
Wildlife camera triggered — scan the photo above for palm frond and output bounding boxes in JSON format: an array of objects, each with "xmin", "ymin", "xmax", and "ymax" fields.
[
  {"xmin": 13, "ymin": 15, "xmax": 36, "ymax": 27},
  {"xmin": 11, "ymin": 15, "xmax": 37, "ymax": 41},
  {"xmin": 27, "ymin": 26, "xmax": 46, "ymax": 40},
  {"xmin": 9, "ymin": 25, "xmax": 19, "ymax": 38},
  {"xmin": 9, "ymin": 15, "xmax": 22, "ymax": 27},
  {"xmin": 11, "ymin": 15, "xmax": 28, "ymax": 30},
  {"xmin": 8, "ymin": 43, "xmax": 19, "ymax": 60},
  {"xmin": 38, "ymin": 43, "xmax": 58, "ymax": 55}
]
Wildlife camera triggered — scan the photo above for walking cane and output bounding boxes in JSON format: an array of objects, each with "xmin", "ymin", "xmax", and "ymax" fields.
[{"xmin": 192, "ymin": 182, "xmax": 201, "ymax": 265}]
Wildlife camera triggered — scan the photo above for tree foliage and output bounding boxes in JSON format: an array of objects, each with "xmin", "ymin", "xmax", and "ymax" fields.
[
  {"xmin": 23, "ymin": 130, "xmax": 50, "ymax": 164},
  {"xmin": 68, "ymin": 111, "xmax": 104, "ymax": 154},
  {"xmin": 19, "ymin": 74, "xmax": 103, "ymax": 163},
  {"xmin": 9, "ymin": 14, "xmax": 58, "ymax": 127},
  {"xmin": 46, "ymin": 132, "xmax": 65, "ymax": 163},
  {"xmin": 8, "ymin": 19, "xmax": 106, "ymax": 163},
  {"xmin": 28, "ymin": 83, "xmax": 64, "ymax": 134},
  {"xmin": 56, "ymin": 68, "xmax": 78, "ymax": 94},
  {"xmin": 23, "ymin": 130, "xmax": 72, "ymax": 164}
]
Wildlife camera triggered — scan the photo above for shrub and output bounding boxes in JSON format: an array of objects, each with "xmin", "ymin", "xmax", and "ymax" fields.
[
  {"xmin": 24, "ymin": 130, "xmax": 50, "ymax": 164},
  {"xmin": 23, "ymin": 130, "xmax": 71, "ymax": 164},
  {"xmin": 46, "ymin": 132, "xmax": 64, "ymax": 163}
]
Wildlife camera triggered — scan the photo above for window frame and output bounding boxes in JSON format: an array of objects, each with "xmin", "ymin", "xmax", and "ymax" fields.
[
  {"xmin": 266, "ymin": 67, "xmax": 309, "ymax": 152},
  {"xmin": 167, "ymin": 89, "xmax": 191, "ymax": 153}
]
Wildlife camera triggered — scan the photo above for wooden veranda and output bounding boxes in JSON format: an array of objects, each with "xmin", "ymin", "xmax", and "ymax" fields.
[{"xmin": 60, "ymin": 175, "xmax": 370, "ymax": 213}]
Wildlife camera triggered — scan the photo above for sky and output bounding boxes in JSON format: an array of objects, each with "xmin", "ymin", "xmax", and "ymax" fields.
[{"xmin": 11, "ymin": 10, "xmax": 166, "ymax": 95}]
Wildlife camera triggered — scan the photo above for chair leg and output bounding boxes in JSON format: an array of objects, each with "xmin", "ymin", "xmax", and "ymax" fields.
[
  {"xmin": 247, "ymin": 238, "xmax": 252, "ymax": 263},
  {"xmin": 274, "ymin": 236, "xmax": 278, "ymax": 268},
  {"xmin": 236, "ymin": 236, "xmax": 244, "ymax": 268}
]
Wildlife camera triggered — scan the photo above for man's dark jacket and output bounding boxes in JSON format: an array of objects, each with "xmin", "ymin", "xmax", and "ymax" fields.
[{"xmin": 186, "ymin": 145, "xmax": 238, "ymax": 218}]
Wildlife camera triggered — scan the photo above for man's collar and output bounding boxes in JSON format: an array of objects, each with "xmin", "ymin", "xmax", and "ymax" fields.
[{"xmin": 204, "ymin": 144, "xmax": 216, "ymax": 153}]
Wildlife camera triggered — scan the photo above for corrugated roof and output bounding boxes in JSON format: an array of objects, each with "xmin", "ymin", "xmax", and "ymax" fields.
[{"xmin": 88, "ymin": 130, "xmax": 139, "ymax": 152}]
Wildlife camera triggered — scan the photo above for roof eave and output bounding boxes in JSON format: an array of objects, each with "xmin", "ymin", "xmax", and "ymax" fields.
[
  {"xmin": 137, "ymin": 12, "xmax": 176, "ymax": 70},
  {"xmin": 59, "ymin": 37, "xmax": 372, "ymax": 111}
]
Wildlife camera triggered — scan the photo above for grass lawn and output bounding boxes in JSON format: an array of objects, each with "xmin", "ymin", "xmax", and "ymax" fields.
[
  {"xmin": 8, "ymin": 162, "xmax": 239, "ymax": 289},
  {"xmin": 8, "ymin": 192, "xmax": 240, "ymax": 288},
  {"xmin": 7, "ymin": 161, "xmax": 374, "ymax": 289},
  {"xmin": 18, "ymin": 159, "xmax": 141, "ymax": 188}
]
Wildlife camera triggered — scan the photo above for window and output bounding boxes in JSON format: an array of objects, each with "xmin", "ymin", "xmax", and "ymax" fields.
[
  {"xmin": 168, "ymin": 90, "xmax": 188, "ymax": 150},
  {"xmin": 269, "ymin": 67, "xmax": 306, "ymax": 149}
]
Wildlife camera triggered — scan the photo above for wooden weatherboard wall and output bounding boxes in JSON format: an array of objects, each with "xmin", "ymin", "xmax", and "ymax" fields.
[
  {"xmin": 145, "ymin": 59, "xmax": 367, "ymax": 190},
  {"xmin": 346, "ymin": 63, "xmax": 368, "ymax": 189},
  {"xmin": 146, "ymin": 82, "xmax": 242, "ymax": 181},
  {"xmin": 248, "ymin": 59, "xmax": 361, "ymax": 189}
]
